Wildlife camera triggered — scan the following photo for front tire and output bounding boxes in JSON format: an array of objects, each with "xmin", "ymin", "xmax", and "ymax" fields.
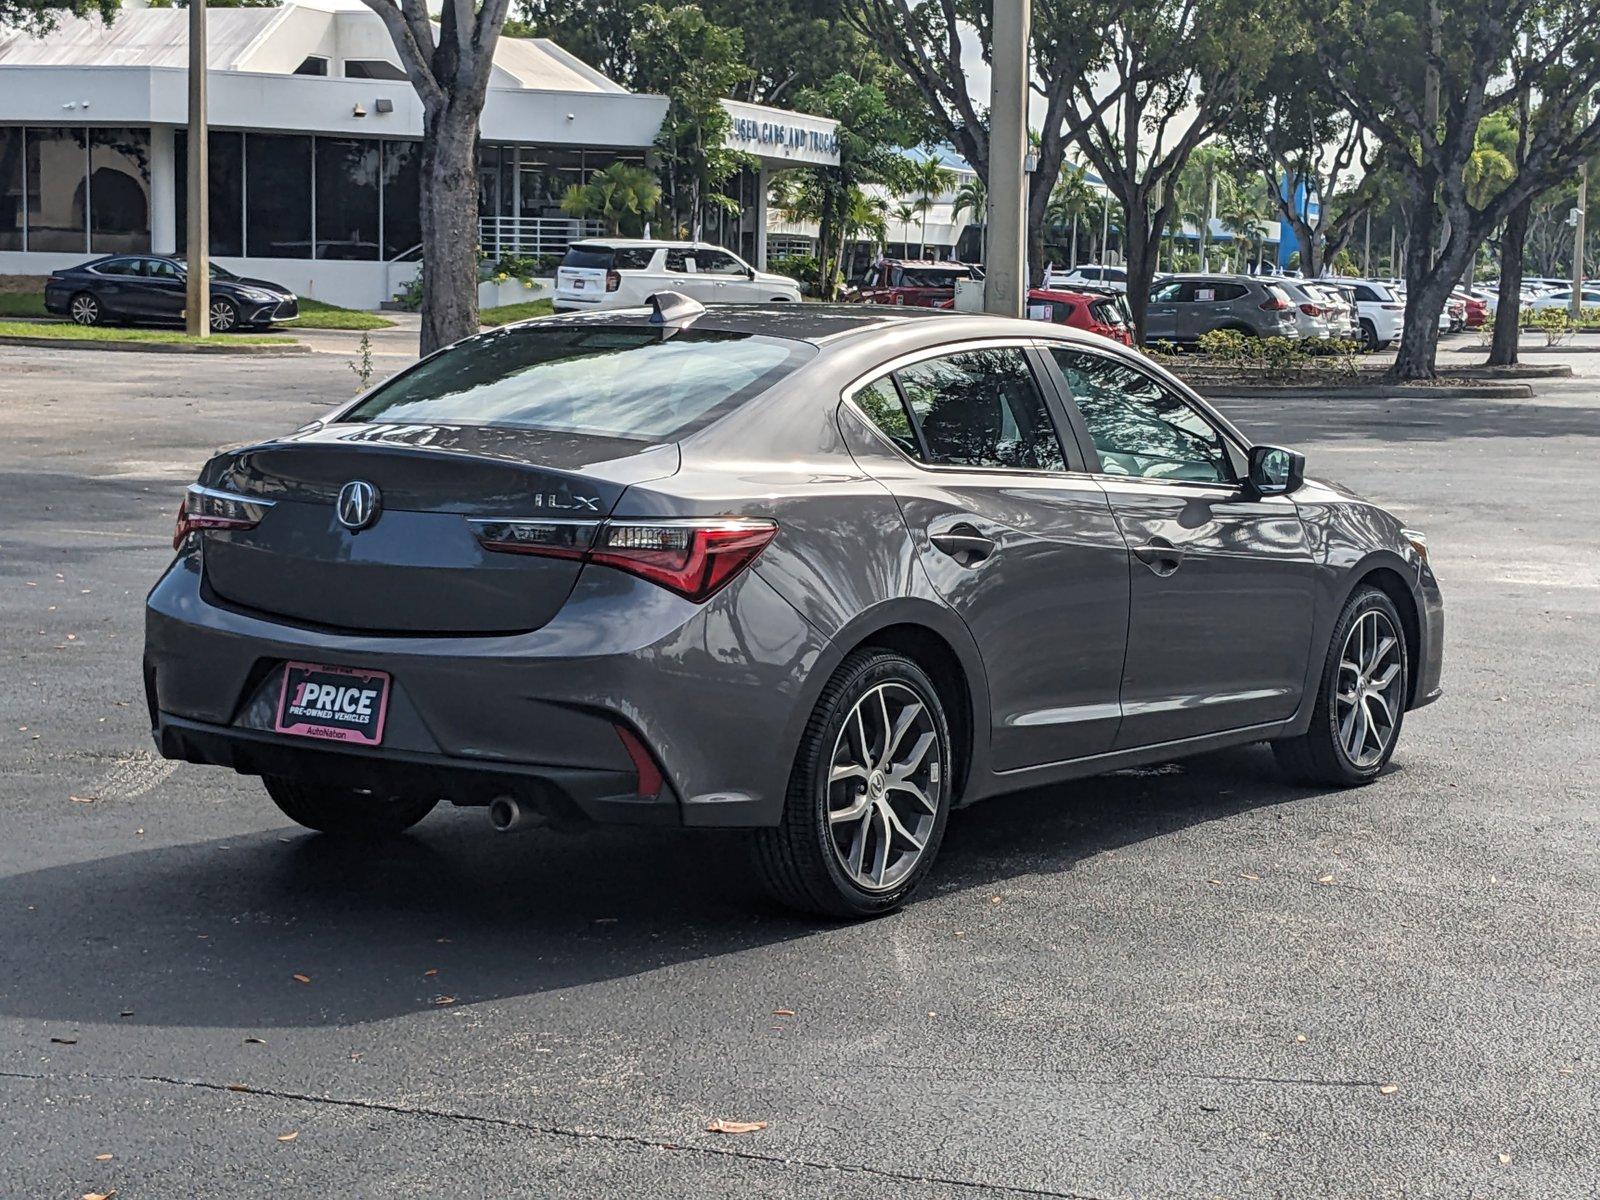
[
  {"xmin": 209, "ymin": 297, "xmax": 240, "ymax": 333},
  {"xmin": 1274, "ymin": 587, "xmax": 1408, "ymax": 786},
  {"xmin": 264, "ymin": 776, "xmax": 438, "ymax": 836},
  {"xmin": 752, "ymin": 650, "xmax": 952, "ymax": 918}
]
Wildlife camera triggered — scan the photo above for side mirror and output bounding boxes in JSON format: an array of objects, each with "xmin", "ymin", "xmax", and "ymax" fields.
[
  {"xmin": 1247, "ymin": 445, "xmax": 1305, "ymax": 496},
  {"xmin": 745, "ymin": 266, "xmax": 757, "ymax": 280}
]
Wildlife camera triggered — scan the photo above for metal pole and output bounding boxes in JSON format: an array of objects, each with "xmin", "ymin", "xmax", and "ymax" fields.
[
  {"xmin": 983, "ymin": 0, "xmax": 1029, "ymax": 317},
  {"xmin": 185, "ymin": 0, "xmax": 209, "ymax": 337},
  {"xmin": 1572, "ymin": 169, "xmax": 1588, "ymax": 317}
]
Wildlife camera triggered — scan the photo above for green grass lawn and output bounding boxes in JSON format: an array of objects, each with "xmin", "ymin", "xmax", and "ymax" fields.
[
  {"xmin": 282, "ymin": 298, "xmax": 396, "ymax": 331},
  {"xmin": 480, "ymin": 298, "xmax": 554, "ymax": 326},
  {"xmin": 0, "ymin": 320, "xmax": 294, "ymax": 346},
  {"xmin": 0, "ymin": 292, "xmax": 392, "ymax": 330},
  {"xmin": 0, "ymin": 293, "xmax": 47, "ymax": 318}
]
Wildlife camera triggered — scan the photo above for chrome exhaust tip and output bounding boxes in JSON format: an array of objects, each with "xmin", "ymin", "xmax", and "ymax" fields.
[{"xmin": 487, "ymin": 795, "xmax": 534, "ymax": 832}]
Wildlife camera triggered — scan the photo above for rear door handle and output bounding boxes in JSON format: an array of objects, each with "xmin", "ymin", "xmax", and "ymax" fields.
[
  {"xmin": 930, "ymin": 525, "xmax": 997, "ymax": 565},
  {"xmin": 1132, "ymin": 538, "xmax": 1184, "ymax": 576}
]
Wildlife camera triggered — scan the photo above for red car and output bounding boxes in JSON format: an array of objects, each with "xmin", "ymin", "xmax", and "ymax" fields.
[
  {"xmin": 1025, "ymin": 288, "xmax": 1135, "ymax": 346},
  {"xmin": 852, "ymin": 259, "xmax": 980, "ymax": 308},
  {"xmin": 1451, "ymin": 290, "xmax": 1488, "ymax": 329}
]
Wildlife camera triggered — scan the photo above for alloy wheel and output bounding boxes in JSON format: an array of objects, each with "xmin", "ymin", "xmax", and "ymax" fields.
[
  {"xmin": 70, "ymin": 295, "xmax": 99, "ymax": 325},
  {"xmin": 1336, "ymin": 609, "xmax": 1403, "ymax": 768},
  {"xmin": 826, "ymin": 681, "xmax": 942, "ymax": 892},
  {"xmin": 209, "ymin": 300, "xmax": 237, "ymax": 332}
]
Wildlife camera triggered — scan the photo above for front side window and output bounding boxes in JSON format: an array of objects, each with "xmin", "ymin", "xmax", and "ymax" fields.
[
  {"xmin": 1152, "ymin": 281, "xmax": 1190, "ymax": 303},
  {"xmin": 344, "ymin": 326, "xmax": 813, "ymax": 441},
  {"xmin": 1051, "ymin": 348, "xmax": 1232, "ymax": 484},
  {"xmin": 887, "ymin": 348, "xmax": 1065, "ymax": 471},
  {"xmin": 695, "ymin": 249, "xmax": 748, "ymax": 276}
]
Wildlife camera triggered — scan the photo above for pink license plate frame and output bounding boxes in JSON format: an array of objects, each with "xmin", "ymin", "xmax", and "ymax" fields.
[{"xmin": 274, "ymin": 661, "xmax": 391, "ymax": 746}]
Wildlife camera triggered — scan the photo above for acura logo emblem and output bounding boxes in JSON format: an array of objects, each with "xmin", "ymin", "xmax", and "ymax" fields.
[{"xmin": 336, "ymin": 480, "xmax": 381, "ymax": 531}]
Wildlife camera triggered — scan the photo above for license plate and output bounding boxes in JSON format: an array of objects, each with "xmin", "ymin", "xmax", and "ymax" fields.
[
  {"xmin": 275, "ymin": 661, "xmax": 390, "ymax": 745},
  {"xmin": 571, "ymin": 279, "xmax": 586, "ymax": 289}
]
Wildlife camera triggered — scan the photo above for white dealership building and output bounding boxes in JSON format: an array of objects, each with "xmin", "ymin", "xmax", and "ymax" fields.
[{"xmin": 0, "ymin": 0, "xmax": 839, "ymax": 306}]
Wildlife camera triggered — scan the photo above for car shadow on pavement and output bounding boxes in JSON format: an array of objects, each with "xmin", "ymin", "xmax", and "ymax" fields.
[{"xmin": 1, "ymin": 744, "xmax": 1343, "ymax": 1030}]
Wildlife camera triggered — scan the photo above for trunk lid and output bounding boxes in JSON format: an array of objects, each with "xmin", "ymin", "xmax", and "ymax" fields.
[{"xmin": 197, "ymin": 422, "xmax": 678, "ymax": 634}]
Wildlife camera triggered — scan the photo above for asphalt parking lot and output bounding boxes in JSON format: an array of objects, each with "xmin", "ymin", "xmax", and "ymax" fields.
[{"xmin": 2, "ymin": 336, "xmax": 1597, "ymax": 1198}]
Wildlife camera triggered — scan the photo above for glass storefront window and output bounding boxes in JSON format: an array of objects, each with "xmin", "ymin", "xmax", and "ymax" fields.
[
  {"xmin": 87, "ymin": 127, "xmax": 151, "ymax": 253},
  {"xmin": 246, "ymin": 133, "xmax": 313, "ymax": 258},
  {"xmin": 381, "ymin": 139, "xmax": 421, "ymax": 259},
  {"xmin": 0, "ymin": 128, "xmax": 22, "ymax": 251},
  {"xmin": 26, "ymin": 127, "xmax": 88, "ymax": 252},
  {"xmin": 315, "ymin": 137, "xmax": 380, "ymax": 259},
  {"xmin": 175, "ymin": 130, "xmax": 245, "ymax": 257}
]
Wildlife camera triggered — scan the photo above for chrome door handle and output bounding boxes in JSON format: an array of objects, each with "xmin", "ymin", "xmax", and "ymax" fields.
[
  {"xmin": 930, "ymin": 526, "xmax": 997, "ymax": 565},
  {"xmin": 1132, "ymin": 539, "xmax": 1184, "ymax": 576}
]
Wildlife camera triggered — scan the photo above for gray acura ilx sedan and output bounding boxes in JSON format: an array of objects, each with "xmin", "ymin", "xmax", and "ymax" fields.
[{"xmin": 145, "ymin": 293, "xmax": 1443, "ymax": 917}]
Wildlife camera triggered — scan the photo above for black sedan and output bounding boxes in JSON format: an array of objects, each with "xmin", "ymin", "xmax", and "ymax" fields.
[{"xmin": 43, "ymin": 255, "xmax": 299, "ymax": 332}]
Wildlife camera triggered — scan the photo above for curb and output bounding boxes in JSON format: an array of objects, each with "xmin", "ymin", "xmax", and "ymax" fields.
[
  {"xmin": 1190, "ymin": 382, "xmax": 1534, "ymax": 399},
  {"xmin": 0, "ymin": 334, "xmax": 310, "ymax": 355}
]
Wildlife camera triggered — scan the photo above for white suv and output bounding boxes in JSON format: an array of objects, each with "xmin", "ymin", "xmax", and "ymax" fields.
[
  {"xmin": 1340, "ymin": 279, "xmax": 1407, "ymax": 351},
  {"xmin": 554, "ymin": 240, "xmax": 802, "ymax": 311},
  {"xmin": 1043, "ymin": 264, "xmax": 1129, "ymax": 293}
]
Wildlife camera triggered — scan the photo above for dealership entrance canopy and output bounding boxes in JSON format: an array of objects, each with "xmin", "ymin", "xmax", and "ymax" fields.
[{"xmin": 0, "ymin": 0, "xmax": 839, "ymax": 307}]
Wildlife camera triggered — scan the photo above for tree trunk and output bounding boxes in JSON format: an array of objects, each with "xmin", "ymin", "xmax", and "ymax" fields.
[
  {"xmin": 1123, "ymin": 205, "xmax": 1160, "ymax": 343},
  {"xmin": 418, "ymin": 110, "xmax": 481, "ymax": 357},
  {"xmin": 1025, "ymin": 175, "xmax": 1052, "ymax": 286},
  {"xmin": 1488, "ymin": 197, "xmax": 1530, "ymax": 366}
]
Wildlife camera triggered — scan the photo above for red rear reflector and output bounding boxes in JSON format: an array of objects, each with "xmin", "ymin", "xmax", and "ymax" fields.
[{"xmin": 613, "ymin": 723, "xmax": 664, "ymax": 798}]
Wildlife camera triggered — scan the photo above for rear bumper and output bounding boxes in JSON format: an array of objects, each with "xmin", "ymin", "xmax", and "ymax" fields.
[
  {"xmin": 153, "ymin": 710, "xmax": 671, "ymax": 825},
  {"xmin": 144, "ymin": 548, "xmax": 826, "ymax": 827}
]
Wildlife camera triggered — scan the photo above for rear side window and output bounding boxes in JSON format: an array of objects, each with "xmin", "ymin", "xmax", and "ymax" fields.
[
  {"xmin": 344, "ymin": 326, "xmax": 813, "ymax": 441},
  {"xmin": 866, "ymin": 348, "xmax": 1065, "ymax": 472},
  {"xmin": 613, "ymin": 248, "xmax": 655, "ymax": 270}
]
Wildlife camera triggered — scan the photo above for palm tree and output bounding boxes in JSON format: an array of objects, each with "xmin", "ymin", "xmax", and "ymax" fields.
[
  {"xmin": 891, "ymin": 201, "xmax": 916, "ymax": 253},
  {"xmin": 911, "ymin": 156, "xmax": 955, "ymax": 259},
  {"xmin": 1221, "ymin": 198, "xmax": 1267, "ymax": 273},
  {"xmin": 1047, "ymin": 164, "xmax": 1096, "ymax": 268},
  {"xmin": 950, "ymin": 175, "xmax": 986, "ymax": 262},
  {"xmin": 559, "ymin": 162, "xmax": 661, "ymax": 236}
]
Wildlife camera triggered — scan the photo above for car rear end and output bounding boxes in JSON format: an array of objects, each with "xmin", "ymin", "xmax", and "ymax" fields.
[
  {"xmin": 553, "ymin": 243, "xmax": 637, "ymax": 311},
  {"xmin": 1275, "ymin": 280, "xmax": 1332, "ymax": 341},
  {"xmin": 1251, "ymin": 281, "xmax": 1302, "ymax": 338},
  {"xmin": 144, "ymin": 316, "xmax": 824, "ymax": 828},
  {"xmin": 42, "ymin": 268, "xmax": 76, "ymax": 316}
]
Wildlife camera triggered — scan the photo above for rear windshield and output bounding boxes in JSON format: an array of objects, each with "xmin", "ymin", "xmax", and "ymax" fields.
[
  {"xmin": 894, "ymin": 267, "xmax": 969, "ymax": 287},
  {"xmin": 563, "ymin": 245, "xmax": 655, "ymax": 271},
  {"xmin": 342, "ymin": 325, "xmax": 813, "ymax": 441}
]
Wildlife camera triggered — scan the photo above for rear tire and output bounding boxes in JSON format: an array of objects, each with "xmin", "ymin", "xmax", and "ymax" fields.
[
  {"xmin": 264, "ymin": 776, "xmax": 438, "ymax": 836},
  {"xmin": 69, "ymin": 292, "xmax": 103, "ymax": 327},
  {"xmin": 1274, "ymin": 587, "xmax": 1408, "ymax": 787},
  {"xmin": 752, "ymin": 650, "xmax": 952, "ymax": 919}
]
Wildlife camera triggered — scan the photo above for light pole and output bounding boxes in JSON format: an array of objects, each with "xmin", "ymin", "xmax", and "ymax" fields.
[
  {"xmin": 1572, "ymin": 97, "xmax": 1590, "ymax": 319},
  {"xmin": 185, "ymin": 0, "xmax": 210, "ymax": 338},
  {"xmin": 983, "ymin": 0, "xmax": 1030, "ymax": 317}
]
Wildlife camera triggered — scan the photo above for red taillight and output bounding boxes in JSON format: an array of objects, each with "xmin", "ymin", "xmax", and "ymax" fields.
[
  {"xmin": 472, "ymin": 517, "xmax": 777, "ymax": 603},
  {"xmin": 590, "ymin": 521, "xmax": 778, "ymax": 602},
  {"xmin": 613, "ymin": 723, "xmax": 664, "ymax": 798},
  {"xmin": 172, "ymin": 487, "xmax": 266, "ymax": 550},
  {"xmin": 1299, "ymin": 303, "xmax": 1321, "ymax": 316},
  {"xmin": 1260, "ymin": 297, "xmax": 1292, "ymax": 311},
  {"xmin": 1381, "ymin": 303, "xmax": 1404, "ymax": 310},
  {"xmin": 605, "ymin": 270, "xmax": 622, "ymax": 292}
]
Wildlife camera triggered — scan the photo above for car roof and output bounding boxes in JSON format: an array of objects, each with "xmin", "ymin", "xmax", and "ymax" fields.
[
  {"xmin": 515, "ymin": 300, "xmax": 1130, "ymax": 350},
  {"xmin": 571, "ymin": 239, "xmax": 722, "ymax": 251}
]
